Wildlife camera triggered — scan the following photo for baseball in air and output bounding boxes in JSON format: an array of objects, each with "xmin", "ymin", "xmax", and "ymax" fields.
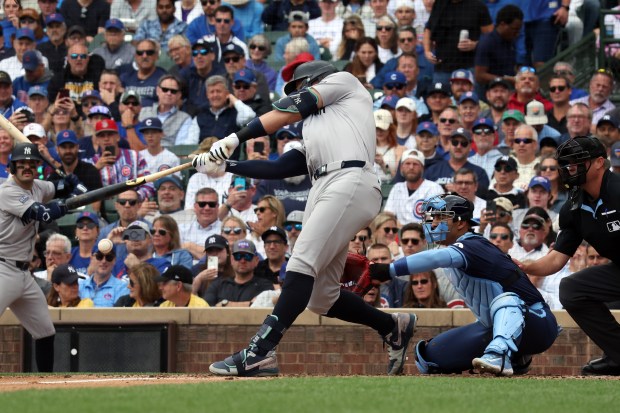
[{"xmin": 98, "ymin": 239, "xmax": 114, "ymax": 255}]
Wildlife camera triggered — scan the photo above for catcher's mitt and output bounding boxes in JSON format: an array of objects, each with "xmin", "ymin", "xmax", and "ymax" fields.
[{"xmin": 340, "ymin": 252, "xmax": 375, "ymax": 296}]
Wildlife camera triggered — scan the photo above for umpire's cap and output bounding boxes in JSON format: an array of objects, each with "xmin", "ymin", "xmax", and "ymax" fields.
[
  {"xmin": 11, "ymin": 142, "xmax": 43, "ymax": 163},
  {"xmin": 283, "ymin": 60, "xmax": 337, "ymax": 95}
]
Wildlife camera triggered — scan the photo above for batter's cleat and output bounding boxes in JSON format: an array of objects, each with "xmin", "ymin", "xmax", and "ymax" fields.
[
  {"xmin": 472, "ymin": 352, "xmax": 514, "ymax": 376},
  {"xmin": 209, "ymin": 349, "xmax": 279, "ymax": 377},
  {"xmin": 384, "ymin": 312, "xmax": 417, "ymax": 375}
]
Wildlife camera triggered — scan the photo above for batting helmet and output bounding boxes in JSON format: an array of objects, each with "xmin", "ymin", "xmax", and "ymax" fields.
[
  {"xmin": 283, "ymin": 61, "xmax": 337, "ymax": 95},
  {"xmin": 422, "ymin": 194, "xmax": 476, "ymax": 243},
  {"xmin": 10, "ymin": 142, "xmax": 43, "ymax": 174},
  {"xmin": 555, "ymin": 135, "xmax": 607, "ymax": 189}
]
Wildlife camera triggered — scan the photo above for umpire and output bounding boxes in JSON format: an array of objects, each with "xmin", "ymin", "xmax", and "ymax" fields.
[
  {"xmin": 0, "ymin": 143, "xmax": 78, "ymax": 372},
  {"xmin": 521, "ymin": 136, "xmax": 620, "ymax": 376}
]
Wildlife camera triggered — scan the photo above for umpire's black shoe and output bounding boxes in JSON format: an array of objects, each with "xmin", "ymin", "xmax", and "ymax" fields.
[{"xmin": 581, "ymin": 355, "xmax": 620, "ymax": 376}]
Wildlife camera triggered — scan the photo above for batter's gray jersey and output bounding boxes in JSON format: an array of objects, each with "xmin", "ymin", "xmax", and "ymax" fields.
[{"xmin": 0, "ymin": 178, "xmax": 55, "ymax": 262}]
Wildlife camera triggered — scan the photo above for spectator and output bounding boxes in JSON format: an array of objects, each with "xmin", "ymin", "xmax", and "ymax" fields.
[
  {"xmin": 373, "ymin": 70, "xmax": 408, "ymax": 110},
  {"xmin": 186, "ymin": 0, "xmax": 245, "ymax": 44},
  {"xmin": 277, "ymin": 44, "xmax": 313, "ymax": 98},
  {"xmin": 586, "ymin": 244, "xmax": 611, "ymax": 268},
  {"xmin": 308, "ymin": 0, "xmax": 343, "ymax": 59},
  {"xmin": 59, "ymin": 0, "xmax": 110, "ymax": 42},
  {"xmin": 262, "ymin": 0, "xmax": 321, "ymax": 31},
  {"xmin": 344, "ymin": 37, "xmax": 383, "ymax": 90},
  {"xmin": 111, "ymin": 0, "xmax": 157, "ymax": 23},
  {"xmin": 478, "ymin": 195, "xmax": 514, "ymax": 238},
  {"xmin": 23, "ymin": 122, "xmax": 57, "ymax": 168},
  {"xmin": 469, "ymin": 117, "xmax": 503, "ymax": 180},
  {"xmin": 80, "ymin": 90, "xmax": 105, "ymax": 123},
  {"xmin": 184, "ymin": 138, "xmax": 234, "ymax": 204},
  {"xmin": 27, "ymin": 85, "xmax": 50, "ymax": 125},
  {"xmin": 33, "ymin": 233, "xmax": 73, "ymax": 282},
  {"xmin": 369, "ymin": 211, "xmax": 400, "ymax": 257},
  {"xmin": 204, "ymin": 239, "xmax": 274, "ymax": 306},
  {"xmin": 120, "ymin": 39, "xmax": 168, "ymax": 107},
  {"xmin": 192, "ymin": 234, "xmax": 234, "ymax": 297},
  {"xmin": 114, "ymin": 220, "xmax": 171, "ymax": 278},
  {"xmin": 0, "ymin": 28, "xmax": 48, "ymax": 82},
  {"xmin": 559, "ymin": 102, "xmax": 592, "ymax": 145},
  {"xmin": 151, "ymin": 215, "xmax": 194, "ymax": 268},
  {"xmin": 506, "ymin": 67, "xmax": 552, "ymax": 115},
  {"xmin": 487, "ymin": 156, "xmax": 526, "ymax": 209},
  {"xmin": 42, "ymin": 100, "xmax": 84, "ymax": 145},
  {"xmin": 361, "ymin": 0, "xmax": 391, "ymax": 38},
  {"xmin": 511, "ymin": 124, "xmax": 540, "ymax": 190},
  {"xmin": 419, "ymin": 81, "xmax": 451, "ymax": 124},
  {"xmin": 457, "ymin": 91, "xmax": 480, "ymax": 132},
  {"xmin": 523, "ymin": 0, "xmax": 568, "ymax": 67},
  {"xmin": 449, "ymin": 68, "xmax": 476, "ymax": 104},
  {"xmin": 1, "ymin": 0, "xmax": 21, "ymax": 50},
  {"xmin": 114, "ymin": 262, "xmax": 163, "ymax": 307},
  {"xmin": 47, "ymin": 264, "xmax": 94, "ymax": 308},
  {"xmin": 36, "ymin": 13, "xmax": 66, "ymax": 75},
  {"xmin": 12, "ymin": 50, "xmax": 52, "ymax": 103},
  {"xmin": 393, "ymin": 97, "xmax": 417, "ymax": 149},
  {"xmin": 435, "ymin": 107, "xmax": 459, "ymax": 159},
  {"xmin": 176, "ymin": 187, "xmax": 222, "ymax": 259},
  {"xmin": 488, "ymin": 222, "xmax": 514, "ymax": 254},
  {"xmin": 537, "ymin": 154, "xmax": 567, "ymax": 214},
  {"xmin": 79, "ymin": 243, "xmax": 129, "ymax": 307},
  {"xmin": 220, "ymin": 216, "xmax": 247, "ymax": 246},
  {"xmin": 275, "ymin": 11, "xmax": 321, "ymax": 63},
  {"xmin": 76, "ymin": 105, "xmax": 115, "ymax": 158},
  {"xmin": 374, "ymin": 15, "xmax": 398, "ymax": 64},
  {"xmin": 507, "ymin": 211, "xmax": 549, "ymax": 261},
  {"xmin": 398, "ymin": 222, "xmax": 426, "ymax": 256},
  {"xmin": 552, "ymin": 61, "xmax": 587, "ymax": 100},
  {"xmin": 544, "ymin": 75, "xmax": 570, "ymax": 135},
  {"xmin": 92, "ymin": 19, "xmax": 135, "ymax": 70},
  {"xmin": 99, "ymin": 190, "xmax": 144, "ymax": 242},
  {"xmin": 180, "ymin": 39, "xmax": 226, "ymax": 115},
  {"xmin": 384, "ymin": 148, "xmax": 443, "ymax": 224},
  {"xmin": 142, "ymin": 175, "xmax": 185, "ymax": 221},
  {"xmin": 219, "ymin": 174, "xmax": 258, "ymax": 221},
  {"xmin": 133, "ymin": 0, "xmax": 187, "ymax": 53},
  {"xmin": 158, "ymin": 265, "xmax": 210, "ymax": 307},
  {"xmin": 232, "ymin": 69, "xmax": 271, "ymax": 116},
  {"xmin": 393, "ymin": 0, "xmax": 416, "ymax": 28},
  {"xmin": 255, "ymin": 226, "xmax": 288, "ymax": 284},
  {"xmin": 570, "ymin": 70, "xmax": 615, "ymax": 128},
  {"xmin": 373, "ymin": 109, "xmax": 403, "ymax": 181},
  {"xmin": 474, "ymin": 4, "xmax": 522, "ymax": 87},
  {"xmin": 402, "ymin": 270, "xmax": 447, "ymax": 308},
  {"xmin": 284, "ymin": 210, "xmax": 303, "ymax": 253},
  {"xmin": 363, "ymin": 285, "xmax": 383, "ymax": 307},
  {"xmin": 0, "ymin": 73, "xmax": 25, "ymax": 127},
  {"xmin": 335, "ymin": 14, "xmax": 365, "ymax": 61},
  {"xmin": 230, "ymin": 0, "xmax": 264, "ymax": 40},
  {"xmin": 422, "ymin": 0, "xmax": 493, "ymax": 84},
  {"xmin": 245, "ymin": 34, "xmax": 277, "ymax": 92},
  {"xmin": 596, "ymin": 115, "xmax": 620, "ymax": 147},
  {"xmin": 248, "ymin": 195, "xmax": 286, "ymax": 255},
  {"xmin": 219, "ymin": 42, "xmax": 273, "ymax": 101},
  {"xmin": 37, "ymin": 0, "xmax": 58, "ymax": 27},
  {"xmin": 98, "ymin": 69, "xmax": 124, "ymax": 114},
  {"xmin": 349, "ymin": 226, "xmax": 371, "ymax": 255},
  {"xmin": 167, "ymin": 35, "xmax": 193, "ymax": 77},
  {"xmin": 512, "ymin": 178, "xmax": 557, "ymax": 232},
  {"xmin": 69, "ymin": 211, "xmax": 100, "ymax": 275},
  {"xmin": 524, "ymin": 99, "xmax": 561, "ymax": 145},
  {"xmin": 498, "ymin": 109, "xmax": 524, "ymax": 153},
  {"xmin": 48, "ymin": 43, "xmax": 103, "ymax": 105},
  {"xmin": 452, "ymin": 167, "xmax": 485, "ymax": 219},
  {"xmin": 481, "ymin": 77, "xmax": 511, "ymax": 126},
  {"xmin": 203, "ymin": 5, "xmax": 249, "ymax": 62},
  {"xmin": 367, "ymin": 242, "xmax": 407, "ymax": 307}
]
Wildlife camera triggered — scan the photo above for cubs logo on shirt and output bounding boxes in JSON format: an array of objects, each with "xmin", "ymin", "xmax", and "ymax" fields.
[{"xmin": 121, "ymin": 165, "xmax": 131, "ymax": 177}]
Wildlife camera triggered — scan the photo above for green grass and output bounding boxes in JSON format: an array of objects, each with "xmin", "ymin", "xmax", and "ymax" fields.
[{"xmin": 1, "ymin": 376, "xmax": 619, "ymax": 413}]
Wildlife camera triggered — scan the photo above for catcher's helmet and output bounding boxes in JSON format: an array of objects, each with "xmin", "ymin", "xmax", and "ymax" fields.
[
  {"xmin": 422, "ymin": 194, "xmax": 476, "ymax": 243},
  {"xmin": 10, "ymin": 142, "xmax": 43, "ymax": 174},
  {"xmin": 555, "ymin": 135, "xmax": 606, "ymax": 189},
  {"xmin": 283, "ymin": 61, "xmax": 337, "ymax": 95}
]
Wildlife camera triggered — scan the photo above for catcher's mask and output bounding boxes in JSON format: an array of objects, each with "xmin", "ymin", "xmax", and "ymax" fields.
[{"xmin": 422, "ymin": 194, "xmax": 476, "ymax": 244}]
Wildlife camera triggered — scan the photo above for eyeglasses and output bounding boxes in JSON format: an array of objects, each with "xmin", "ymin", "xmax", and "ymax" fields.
[
  {"xmin": 70, "ymin": 53, "xmax": 88, "ymax": 60},
  {"xmin": 196, "ymin": 201, "xmax": 218, "ymax": 208},
  {"xmin": 540, "ymin": 165, "xmax": 558, "ymax": 172},
  {"xmin": 490, "ymin": 233, "xmax": 510, "ymax": 240},
  {"xmin": 254, "ymin": 206, "xmax": 269, "ymax": 213},
  {"xmin": 521, "ymin": 222, "xmax": 543, "ymax": 230},
  {"xmin": 514, "ymin": 138, "xmax": 535, "ymax": 145},
  {"xmin": 136, "ymin": 49, "xmax": 156, "ymax": 56},
  {"xmin": 383, "ymin": 227, "xmax": 399, "ymax": 234},
  {"xmin": 223, "ymin": 226, "xmax": 243, "ymax": 234},
  {"xmin": 351, "ymin": 235, "xmax": 368, "ymax": 242},
  {"xmin": 234, "ymin": 83, "xmax": 251, "ymax": 90},
  {"xmin": 285, "ymin": 224, "xmax": 302, "ymax": 232},
  {"xmin": 192, "ymin": 48, "xmax": 209, "ymax": 56},
  {"xmin": 94, "ymin": 252, "xmax": 115, "ymax": 262},
  {"xmin": 124, "ymin": 100, "xmax": 140, "ymax": 107},
  {"xmin": 232, "ymin": 252, "xmax": 254, "ymax": 261},
  {"xmin": 53, "ymin": 110, "xmax": 68, "ymax": 115},
  {"xmin": 160, "ymin": 86, "xmax": 179, "ymax": 94},
  {"xmin": 549, "ymin": 86, "xmax": 567, "ymax": 93},
  {"xmin": 401, "ymin": 238, "xmax": 421, "ymax": 246},
  {"xmin": 439, "ymin": 117, "xmax": 457, "ymax": 124},
  {"xmin": 215, "ymin": 18, "xmax": 231, "ymax": 24},
  {"xmin": 80, "ymin": 6, "xmax": 88, "ymax": 19},
  {"xmin": 519, "ymin": 66, "xmax": 536, "ymax": 73},
  {"xmin": 249, "ymin": 44, "xmax": 266, "ymax": 51},
  {"xmin": 81, "ymin": 100, "xmax": 99, "ymax": 107},
  {"xmin": 20, "ymin": 18, "xmax": 36, "ymax": 24},
  {"xmin": 224, "ymin": 56, "xmax": 240, "ymax": 63},
  {"xmin": 450, "ymin": 139, "xmax": 469, "ymax": 147},
  {"xmin": 399, "ymin": 37, "xmax": 414, "ymax": 43},
  {"xmin": 411, "ymin": 279, "xmax": 429, "ymax": 286},
  {"xmin": 498, "ymin": 211, "xmax": 511, "ymax": 218},
  {"xmin": 377, "ymin": 26, "xmax": 393, "ymax": 31},
  {"xmin": 76, "ymin": 221, "xmax": 97, "ymax": 229},
  {"xmin": 385, "ymin": 83, "xmax": 404, "ymax": 90},
  {"xmin": 264, "ymin": 239, "xmax": 285, "ymax": 245},
  {"xmin": 129, "ymin": 279, "xmax": 136, "ymax": 287},
  {"xmin": 116, "ymin": 199, "xmax": 138, "ymax": 206},
  {"xmin": 200, "ymin": 0, "xmax": 217, "ymax": 4},
  {"xmin": 494, "ymin": 164, "xmax": 514, "ymax": 173},
  {"xmin": 473, "ymin": 128, "xmax": 493, "ymax": 135},
  {"xmin": 454, "ymin": 180, "xmax": 475, "ymax": 186},
  {"xmin": 150, "ymin": 228, "xmax": 169, "ymax": 236}
]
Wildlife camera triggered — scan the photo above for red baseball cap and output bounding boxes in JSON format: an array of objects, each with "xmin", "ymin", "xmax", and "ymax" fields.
[
  {"xmin": 282, "ymin": 52, "xmax": 314, "ymax": 82},
  {"xmin": 95, "ymin": 119, "xmax": 118, "ymax": 135}
]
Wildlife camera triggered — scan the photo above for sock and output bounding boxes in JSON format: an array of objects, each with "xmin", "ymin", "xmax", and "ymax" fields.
[
  {"xmin": 35, "ymin": 334, "xmax": 55, "ymax": 372},
  {"xmin": 325, "ymin": 289, "xmax": 396, "ymax": 337},
  {"xmin": 271, "ymin": 270, "xmax": 315, "ymax": 328}
]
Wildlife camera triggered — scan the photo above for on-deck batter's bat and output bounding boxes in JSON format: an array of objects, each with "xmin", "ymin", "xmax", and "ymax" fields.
[
  {"xmin": 0, "ymin": 114, "xmax": 87, "ymax": 193},
  {"xmin": 65, "ymin": 161, "xmax": 193, "ymax": 210}
]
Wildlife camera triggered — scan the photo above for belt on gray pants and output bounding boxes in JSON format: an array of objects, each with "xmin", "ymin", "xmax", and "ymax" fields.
[
  {"xmin": 312, "ymin": 160, "xmax": 366, "ymax": 180},
  {"xmin": 0, "ymin": 257, "xmax": 29, "ymax": 271}
]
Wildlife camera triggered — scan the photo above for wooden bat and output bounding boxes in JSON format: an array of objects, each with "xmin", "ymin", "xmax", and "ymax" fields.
[{"xmin": 65, "ymin": 161, "xmax": 193, "ymax": 210}]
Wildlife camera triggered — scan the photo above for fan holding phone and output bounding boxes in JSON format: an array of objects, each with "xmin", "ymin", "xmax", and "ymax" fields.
[{"xmin": 219, "ymin": 175, "xmax": 257, "ymax": 221}]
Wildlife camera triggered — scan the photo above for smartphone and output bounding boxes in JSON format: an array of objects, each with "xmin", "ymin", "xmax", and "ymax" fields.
[
  {"xmin": 233, "ymin": 176, "xmax": 246, "ymax": 190},
  {"xmin": 486, "ymin": 200, "xmax": 497, "ymax": 221},
  {"xmin": 104, "ymin": 145, "xmax": 116, "ymax": 156},
  {"xmin": 207, "ymin": 256, "xmax": 219, "ymax": 271},
  {"xmin": 59, "ymin": 88, "xmax": 70, "ymax": 99},
  {"xmin": 16, "ymin": 107, "xmax": 34, "ymax": 123},
  {"xmin": 253, "ymin": 141, "xmax": 265, "ymax": 154}
]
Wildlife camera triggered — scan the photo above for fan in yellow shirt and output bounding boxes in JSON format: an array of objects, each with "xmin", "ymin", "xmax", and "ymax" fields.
[{"xmin": 157, "ymin": 265, "xmax": 210, "ymax": 307}]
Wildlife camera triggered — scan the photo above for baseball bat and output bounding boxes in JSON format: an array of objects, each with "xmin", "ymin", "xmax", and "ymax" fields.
[
  {"xmin": 0, "ymin": 114, "xmax": 87, "ymax": 193},
  {"xmin": 65, "ymin": 161, "xmax": 193, "ymax": 210}
]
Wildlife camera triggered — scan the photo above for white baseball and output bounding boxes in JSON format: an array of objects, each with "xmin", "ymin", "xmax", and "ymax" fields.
[{"xmin": 98, "ymin": 238, "xmax": 114, "ymax": 255}]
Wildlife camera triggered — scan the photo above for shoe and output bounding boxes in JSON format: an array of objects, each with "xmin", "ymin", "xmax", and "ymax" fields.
[
  {"xmin": 209, "ymin": 349, "xmax": 279, "ymax": 377},
  {"xmin": 384, "ymin": 313, "xmax": 417, "ymax": 375},
  {"xmin": 581, "ymin": 355, "xmax": 620, "ymax": 376},
  {"xmin": 472, "ymin": 352, "xmax": 514, "ymax": 376},
  {"xmin": 511, "ymin": 354, "xmax": 533, "ymax": 376}
]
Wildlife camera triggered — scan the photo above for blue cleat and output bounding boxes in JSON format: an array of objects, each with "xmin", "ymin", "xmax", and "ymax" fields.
[
  {"xmin": 472, "ymin": 352, "xmax": 514, "ymax": 376},
  {"xmin": 384, "ymin": 313, "xmax": 417, "ymax": 375},
  {"xmin": 209, "ymin": 349, "xmax": 279, "ymax": 377}
]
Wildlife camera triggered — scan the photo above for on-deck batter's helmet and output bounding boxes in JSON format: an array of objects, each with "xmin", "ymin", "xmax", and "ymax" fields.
[
  {"xmin": 422, "ymin": 194, "xmax": 476, "ymax": 243},
  {"xmin": 283, "ymin": 61, "xmax": 337, "ymax": 95},
  {"xmin": 10, "ymin": 142, "xmax": 43, "ymax": 174},
  {"xmin": 555, "ymin": 135, "xmax": 607, "ymax": 189}
]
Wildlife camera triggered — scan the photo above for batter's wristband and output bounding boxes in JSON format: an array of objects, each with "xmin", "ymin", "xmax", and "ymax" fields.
[{"xmin": 236, "ymin": 118, "xmax": 267, "ymax": 143}]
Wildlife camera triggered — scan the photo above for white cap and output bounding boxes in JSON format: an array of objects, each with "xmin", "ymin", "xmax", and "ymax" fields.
[
  {"xmin": 524, "ymin": 100, "xmax": 548, "ymax": 126},
  {"xmin": 283, "ymin": 140, "xmax": 303, "ymax": 153},
  {"xmin": 401, "ymin": 148, "xmax": 425, "ymax": 166},
  {"xmin": 285, "ymin": 210, "xmax": 304, "ymax": 225},
  {"xmin": 23, "ymin": 123, "xmax": 46, "ymax": 139},
  {"xmin": 395, "ymin": 97, "xmax": 416, "ymax": 112},
  {"xmin": 374, "ymin": 109, "xmax": 393, "ymax": 130},
  {"xmin": 394, "ymin": 0, "xmax": 415, "ymax": 10}
]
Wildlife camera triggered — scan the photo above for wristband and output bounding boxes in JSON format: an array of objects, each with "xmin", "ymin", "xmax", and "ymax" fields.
[
  {"xmin": 561, "ymin": 4, "xmax": 569, "ymax": 10},
  {"xmin": 236, "ymin": 118, "xmax": 267, "ymax": 143}
]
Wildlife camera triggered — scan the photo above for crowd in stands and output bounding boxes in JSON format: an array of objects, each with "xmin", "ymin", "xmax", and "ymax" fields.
[{"xmin": 1, "ymin": 0, "xmax": 617, "ymax": 311}]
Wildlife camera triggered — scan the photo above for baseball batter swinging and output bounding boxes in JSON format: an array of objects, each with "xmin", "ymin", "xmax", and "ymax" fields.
[
  {"xmin": 0, "ymin": 143, "xmax": 77, "ymax": 372},
  {"xmin": 193, "ymin": 61, "xmax": 417, "ymax": 376}
]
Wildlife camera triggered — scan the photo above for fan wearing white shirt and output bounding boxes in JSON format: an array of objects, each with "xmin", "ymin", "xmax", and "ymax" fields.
[{"xmin": 137, "ymin": 117, "xmax": 181, "ymax": 176}]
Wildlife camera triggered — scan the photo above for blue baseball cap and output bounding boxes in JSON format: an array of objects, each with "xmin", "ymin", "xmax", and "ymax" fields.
[
  {"xmin": 381, "ymin": 94, "xmax": 399, "ymax": 109},
  {"xmin": 383, "ymin": 71, "xmax": 406, "ymax": 87},
  {"xmin": 22, "ymin": 50, "xmax": 42, "ymax": 71},
  {"xmin": 76, "ymin": 211, "xmax": 99, "ymax": 226},
  {"xmin": 45, "ymin": 13, "xmax": 65, "ymax": 25},
  {"xmin": 138, "ymin": 117, "xmax": 163, "ymax": 132},
  {"xmin": 222, "ymin": 42, "xmax": 244, "ymax": 56},
  {"xmin": 416, "ymin": 121, "xmax": 438, "ymax": 135},
  {"xmin": 88, "ymin": 105, "xmax": 112, "ymax": 118},
  {"xmin": 81, "ymin": 89, "xmax": 102, "ymax": 101},
  {"xmin": 155, "ymin": 175, "xmax": 184, "ymax": 190},
  {"xmin": 458, "ymin": 91, "xmax": 479, "ymax": 105},
  {"xmin": 233, "ymin": 69, "xmax": 256, "ymax": 84},
  {"xmin": 56, "ymin": 129, "xmax": 79, "ymax": 145},
  {"xmin": 450, "ymin": 69, "xmax": 474, "ymax": 85},
  {"xmin": 275, "ymin": 122, "xmax": 302, "ymax": 140},
  {"xmin": 528, "ymin": 176, "xmax": 551, "ymax": 192},
  {"xmin": 105, "ymin": 18, "xmax": 125, "ymax": 31},
  {"xmin": 15, "ymin": 28, "xmax": 35, "ymax": 41},
  {"xmin": 28, "ymin": 85, "xmax": 48, "ymax": 98},
  {"xmin": 472, "ymin": 117, "xmax": 494, "ymax": 131}
]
